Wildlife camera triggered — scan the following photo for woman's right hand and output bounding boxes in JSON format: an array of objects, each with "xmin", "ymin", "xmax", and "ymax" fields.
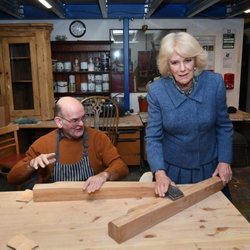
[
  {"xmin": 29, "ymin": 153, "xmax": 56, "ymax": 170},
  {"xmin": 154, "ymin": 170, "xmax": 174, "ymax": 197}
]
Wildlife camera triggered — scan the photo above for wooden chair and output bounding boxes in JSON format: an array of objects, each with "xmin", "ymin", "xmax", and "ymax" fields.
[
  {"xmin": 81, "ymin": 96, "xmax": 119, "ymax": 146},
  {"xmin": 0, "ymin": 124, "xmax": 25, "ymax": 175}
]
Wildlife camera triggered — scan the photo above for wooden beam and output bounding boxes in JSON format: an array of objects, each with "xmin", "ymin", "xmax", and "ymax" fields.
[
  {"xmin": 108, "ymin": 176, "xmax": 224, "ymax": 243},
  {"xmin": 33, "ymin": 181, "xmax": 155, "ymax": 202}
]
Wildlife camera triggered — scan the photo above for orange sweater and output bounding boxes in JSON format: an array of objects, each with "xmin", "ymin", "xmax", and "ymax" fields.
[{"xmin": 8, "ymin": 127, "xmax": 128, "ymax": 184}]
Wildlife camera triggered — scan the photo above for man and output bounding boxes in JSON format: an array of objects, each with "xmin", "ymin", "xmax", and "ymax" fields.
[{"xmin": 8, "ymin": 97, "xmax": 128, "ymax": 193}]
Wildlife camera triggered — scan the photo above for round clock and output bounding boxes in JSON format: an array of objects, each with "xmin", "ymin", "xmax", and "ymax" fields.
[{"xmin": 69, "ymin": 20, "xmax": 86, "ymax": 38}]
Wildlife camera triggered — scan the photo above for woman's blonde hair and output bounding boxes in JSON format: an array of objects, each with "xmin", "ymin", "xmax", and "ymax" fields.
[{"xmin": 157, "ymin": 32, "xmax": 208, "ymax": 77}]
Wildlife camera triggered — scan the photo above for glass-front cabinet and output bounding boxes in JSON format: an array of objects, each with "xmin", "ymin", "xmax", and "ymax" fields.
[
  {"xmin": 2, "ymin": 37, "xmax": 40, "ymax": 116},
  {"xmin": 0, "ymin": 23, "xmax": 54, "ymax": 121}
]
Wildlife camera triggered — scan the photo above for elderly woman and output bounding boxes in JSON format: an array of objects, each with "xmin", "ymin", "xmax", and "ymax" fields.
[{"xmin": 146, "ymin": 32, "xmax": 233, "ymax": 198}]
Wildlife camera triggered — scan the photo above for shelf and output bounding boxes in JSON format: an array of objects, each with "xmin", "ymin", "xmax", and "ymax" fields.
[
  {"xmin": 51, "ymin": 41, "xmax": 112, "ymax": 52},
  {"xmin": 53, "ymin": 71, "xmax": 110, "ymax": 75},
  {"xmin": 11, "ymin": 57, "xmax": 30, "ymax": 60},
  {"xmin": 54, "ymin": 92, "xmax": 110, "ymax": 97}
]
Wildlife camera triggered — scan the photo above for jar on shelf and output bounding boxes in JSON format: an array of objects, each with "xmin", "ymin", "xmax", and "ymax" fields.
[
  {"xmin": 57, "ymin": 81, "xmax": 68, "ymax": 93},
  {"xmin": 95, "ymin": 74, "xmax": 102, "ymax": 92},
  {"xmin": 64, "ymin": 61, "xmax": 72, "ymax": 72},
  {"xmin": 88, "ymin": 82, "xmax": 95, "ymax": 92},
  {"xmin": 102, "ymin": 82, "xmax": 109, "ymax": 92},
  {"xmin": 80, "ymin": 82, "xmax": 88, "ymax": 92},
  {"xmin": 56, "ymin": 61, "xmax": 64, "ymax": 72},
  {"xmin": 80, "ymin": 61, "xmax": 88, "ymax": 71}
]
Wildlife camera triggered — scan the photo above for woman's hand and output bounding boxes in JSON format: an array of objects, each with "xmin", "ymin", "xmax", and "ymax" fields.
[
  {"xmin": 212, "ymin": 162, "xmax": 232, "ymax": 185},
  {"xmin": 82, "ymin": 171, "xmax": 110, "ymax": 194},
  {"xmin": 154, "ymin": 170, "xmax": 174, "ymax": 197}
]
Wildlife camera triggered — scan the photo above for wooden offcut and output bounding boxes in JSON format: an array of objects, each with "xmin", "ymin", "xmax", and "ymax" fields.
[
  {"xmin": 108, "ymin": 176, "xmax": 224, "ymax": 243},
  {"xmin": 33, "ymin": 181, "xmax": 155, "ymax": 202}
]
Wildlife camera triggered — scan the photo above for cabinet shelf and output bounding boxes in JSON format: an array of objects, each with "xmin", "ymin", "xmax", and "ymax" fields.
[
  {"xmin": 13, "ymin": 80, "xmax": 32, "ymax": 83},
  {"xmin": 11, "ymin": 57, "xmax": 30, "ymax": 60},
  {"xmin": 53, "ymin": 71, "xmax": 110, "ymax": 74},
  {"xmin": 0, "ymin": 23, "xmax": 54, "ymax": 121},
  {"xmin": 51, "ymin": 40, "xmax": 112, "ymax": 97},
  {"xmin": 54, "ymin": 92, "xmax": 110, "ymax": 97}
]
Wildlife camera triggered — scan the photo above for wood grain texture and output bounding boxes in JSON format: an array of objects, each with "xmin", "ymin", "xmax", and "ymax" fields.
[
  {"xmin": 0, "ymin": 185, "xmax": 250, "ymax": 249},
  {"xmin": 33, "ymin": 181, "xmax": 155, "ymax": 202},
  {"xmin": 108, "ymin": 176, "xmax": 224, "ymax": 243}
]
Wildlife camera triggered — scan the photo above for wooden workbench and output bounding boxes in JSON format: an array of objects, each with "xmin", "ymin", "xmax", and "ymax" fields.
[
  {"xmin": 0, "ymin": 188, "xmax": 249, "ymax": 249},
  {"xmin": 17, "ymin": 114, "xmax": 143, "ymax": 166}
]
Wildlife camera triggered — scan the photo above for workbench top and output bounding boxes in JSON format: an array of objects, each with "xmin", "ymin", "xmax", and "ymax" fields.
[{"xmin": 0, "ymin": 187, "xmax": 249, "ymax": 249}]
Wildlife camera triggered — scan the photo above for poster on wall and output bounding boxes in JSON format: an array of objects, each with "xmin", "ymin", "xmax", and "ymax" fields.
[
  {"xmin": 223, "ymin": 32, "xmax": 235, "ymax": 49},
  {"xmin": 195, "ymin": 36, "xmax": 215, "ymax": 71}
]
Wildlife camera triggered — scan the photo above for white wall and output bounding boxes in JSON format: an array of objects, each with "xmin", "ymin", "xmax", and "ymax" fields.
[{"xmin": 0, "ymin": 18, "xmax": 244, "ymax": 112}]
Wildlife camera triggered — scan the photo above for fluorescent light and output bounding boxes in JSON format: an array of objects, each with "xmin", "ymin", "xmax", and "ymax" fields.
[
  {"xmin": 244, "ymin": 8, "xmax": 250, "ymax": 13},
  {"xmin": 38, "ymin": 0, "xmax": 52, "ymax": 9}
]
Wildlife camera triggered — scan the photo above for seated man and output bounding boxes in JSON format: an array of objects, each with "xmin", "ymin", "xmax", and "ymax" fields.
[{"xmin": 8, "ymin": 97, "xmax": 128, "ymax": 193}]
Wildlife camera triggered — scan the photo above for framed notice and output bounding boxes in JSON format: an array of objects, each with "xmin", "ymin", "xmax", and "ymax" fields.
[
  {"xmin": 223, "ymin": 32, "xmax": 235, "ymax": 49},
  {"xmin": 195, "ymin": 36, "xmax": 215, "ymax": 71}
]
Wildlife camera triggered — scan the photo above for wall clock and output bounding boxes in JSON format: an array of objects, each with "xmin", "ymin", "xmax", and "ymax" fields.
[{"xmin": 69, "ymin": 20, "xmax": 86, "ymax": 38}]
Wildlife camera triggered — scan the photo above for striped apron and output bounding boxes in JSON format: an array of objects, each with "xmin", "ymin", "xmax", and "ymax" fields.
[{"xmin": 50, "ymin": 129, "xmax": 94, "ymax": 182}]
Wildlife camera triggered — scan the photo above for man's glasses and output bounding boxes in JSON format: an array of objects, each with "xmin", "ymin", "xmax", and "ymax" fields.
[{"xmin": 59, "ymin": 115, "xmax": 87, "ymax": 126}]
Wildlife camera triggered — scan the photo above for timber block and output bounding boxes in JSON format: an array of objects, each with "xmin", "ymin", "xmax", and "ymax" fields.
[
  {"xmin": 33, "ymin": 181, "xmax": 155, "ymax": 202},
  {"xmin": 108, "ymin": 176, "xmax": 224, "ymax": 243}
]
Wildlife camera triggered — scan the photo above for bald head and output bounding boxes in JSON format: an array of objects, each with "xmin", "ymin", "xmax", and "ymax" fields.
[{"xmin": 55, "ymin": 97, "xmax": 84, "ymax": 117}]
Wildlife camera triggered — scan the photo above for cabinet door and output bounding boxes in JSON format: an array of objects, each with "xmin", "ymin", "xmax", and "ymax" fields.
[{"xmin": 2, "ymin": 37, "xmax": 40, "ymax": 118}]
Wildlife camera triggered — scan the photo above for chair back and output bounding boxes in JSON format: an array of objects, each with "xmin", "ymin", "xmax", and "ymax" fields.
[
  {"xmin": 0, "ymin": 124, "xmax": 24, "ymax": 170},
  {"xmin": 81, "ymin": 96, "xmax": 119, "ymax": 145}
]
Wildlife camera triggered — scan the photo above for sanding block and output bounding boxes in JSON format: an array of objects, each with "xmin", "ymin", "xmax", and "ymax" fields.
[{"xmin": 165, "ymin": 185, "xmax": 184, "ymax": 200}]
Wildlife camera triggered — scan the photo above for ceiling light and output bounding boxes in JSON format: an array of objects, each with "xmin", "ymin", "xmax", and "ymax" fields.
[
  {"xmin": 244, "ymin": 9, "xmax": 250, "ymax": 13},
  {"xmin": 38, "ymin": 0, "xmax": 52, "ymax": 9}
]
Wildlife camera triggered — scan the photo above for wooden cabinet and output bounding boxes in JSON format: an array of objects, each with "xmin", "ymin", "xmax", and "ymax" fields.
[
  {"xmin": 111, "ymin": 72, "xmax": 135, "ymax": 92},
  {"xmin": 51, "ymin": 41, "xmax": 112, "ymax": 99},
  {"xmin": 0, "ymin": 23, "xmax": 54, "ymax": 121},
  {"xmin": 116, "ymin": 128, "xmax": 141, "ymax": 165}
]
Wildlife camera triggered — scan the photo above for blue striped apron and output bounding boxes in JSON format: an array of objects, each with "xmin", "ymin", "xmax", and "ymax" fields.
[{"xmin": 50, "ymin": 129, "xmax": 94, "ymax": 182}]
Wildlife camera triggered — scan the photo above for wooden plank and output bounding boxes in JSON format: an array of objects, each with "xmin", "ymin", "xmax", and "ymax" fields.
[
  {"xmin": 33, "ymin": 181, "xmax": 155, "ymax": 202},
  {"xmin": 108, "ymin": 176, "xmax": 224, "ymax": 243}
]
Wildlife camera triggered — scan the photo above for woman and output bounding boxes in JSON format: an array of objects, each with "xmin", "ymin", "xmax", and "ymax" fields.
[{"xmin": 146, "ymin": 32, "xmax": 233, "ymax": 198}]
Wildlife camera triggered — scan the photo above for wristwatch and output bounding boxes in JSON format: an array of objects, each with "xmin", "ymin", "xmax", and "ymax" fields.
[{"xmin": 69, "ymin": 20, "xmax": 86, "ymax": 38}]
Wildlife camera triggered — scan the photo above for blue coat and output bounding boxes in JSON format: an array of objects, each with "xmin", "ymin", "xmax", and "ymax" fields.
[{"xmin": 146, "ymin": 71, "xmax": 233, "ymax": 178}]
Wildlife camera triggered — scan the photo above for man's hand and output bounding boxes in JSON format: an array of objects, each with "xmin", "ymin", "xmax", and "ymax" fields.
[
  {"xmin": 212, "ymin": 162, "xmax": 232, "ymax": 185},
  {"xmin": 82, "ymin": 171, "xmax": 110, "ymax": 194},
  {"xmin": 154, "ymin": 170, "xmax": 174, "ymax": 197},
  {"xmin": 29, "ymin": 153, "xmax": 56, "ymax": 170}
]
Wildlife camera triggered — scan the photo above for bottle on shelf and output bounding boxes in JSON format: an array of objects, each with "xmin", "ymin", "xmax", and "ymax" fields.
[
  {"xmin": 68, "ymin": 75, "xmax": 76, "ymax": 93},
  {"xmin": 73, "ymin": 58, "xmax": 80, "ymax": 72},
  {"xmin": 88, "ymin": 57, "xmax": 94, "ymax": 72}
]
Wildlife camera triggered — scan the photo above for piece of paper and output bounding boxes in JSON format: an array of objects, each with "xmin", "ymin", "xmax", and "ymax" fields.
[
  {"xmin": 16, "ymin": 189, "xmax": 33, "ymax": 203},
  {"xmin": 7, "ymin": 234, "xmax": 38, "ymax": 250}
]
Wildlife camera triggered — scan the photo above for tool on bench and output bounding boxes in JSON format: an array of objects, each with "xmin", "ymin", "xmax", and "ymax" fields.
[{"xmin": 165, "ymin": 185, "xmax": 184, "ymax": 200}]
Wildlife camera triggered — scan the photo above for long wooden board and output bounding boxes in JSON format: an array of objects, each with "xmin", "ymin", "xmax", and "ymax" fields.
[
  {"xmin": 33, "ymin": 181, "xmax": 155, "ymax": 202},
  {"xmin": 108, "ymin": 176, "xmax": 224, "ymax": 243}
]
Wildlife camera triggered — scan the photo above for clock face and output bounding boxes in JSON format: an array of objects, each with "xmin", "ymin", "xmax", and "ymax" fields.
[{"xmin": 69, "ymin": 20, "xmax": 86, "ymax": 38}]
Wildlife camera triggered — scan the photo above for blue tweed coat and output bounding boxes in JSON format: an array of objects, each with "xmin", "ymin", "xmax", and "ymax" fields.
[{"xmin": 145, "ymin": 70, "xmax": 233, "ymax": 183}]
